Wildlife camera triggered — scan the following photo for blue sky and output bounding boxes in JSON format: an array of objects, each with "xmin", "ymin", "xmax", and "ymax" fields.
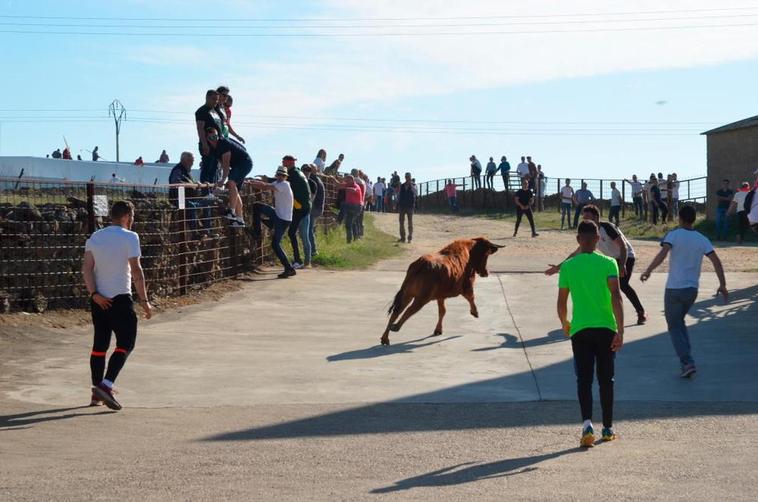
[{"xmin": 2, "ymin": 0, "xmax": 758, "ymax": 183}]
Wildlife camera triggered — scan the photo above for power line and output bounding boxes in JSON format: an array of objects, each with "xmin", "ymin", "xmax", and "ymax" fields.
[
  {"xmin": 1, "ymin": 21, "xmax": 758, "ymax": 37},
  {"xmin": 2, "ymin": 5, "xmax": 758, "ymax": 22},
  {"xmin": 3, "ymin": 13, "xmax": 758, "ymax": 29}
]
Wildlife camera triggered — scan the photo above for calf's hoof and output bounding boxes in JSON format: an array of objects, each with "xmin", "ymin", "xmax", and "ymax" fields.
[
  {"xmin": 389, "ymin": 324, "xmax": 401, "ymax": 332},
  {"xmin": 432, "ymin": 329, "xmax": 442, "ymax": 336},
  {"xmin": 380, "ymin": 336, "xmax": 390, "ymax": 346},
  {"xmin": 470, "ymin": 309, "xmax": 479, "ymax": 318}
]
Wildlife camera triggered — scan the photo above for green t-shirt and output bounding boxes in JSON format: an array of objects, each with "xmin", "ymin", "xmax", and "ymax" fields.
[{"xmin": 558, "ymin": 251, "xmax": 619, "ymax": 336}]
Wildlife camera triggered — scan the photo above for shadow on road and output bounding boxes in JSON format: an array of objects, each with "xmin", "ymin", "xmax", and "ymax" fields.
[
  {"xmin": 0, "ymin": 406, "xmax": 115, "ymax": 430},
  {"xmin": 471, "ymin": 330, "xmax": 566, "ymax": 352},
  {"xmin": 371, "ymin": 447, "xmax": 583, "ymax": 493},
  {"xmin": 327, "ymin": 335, "xmax": 461, "ymax": 362}
]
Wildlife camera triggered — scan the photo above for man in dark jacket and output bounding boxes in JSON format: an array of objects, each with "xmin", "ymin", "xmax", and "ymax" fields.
[
  {"xmin": 283, "ymin": 155, "xmax": 312, "ymax": 268},
  {"xmin": 398, "ymin": 172, "xmax": 416, "ymax": 243}
]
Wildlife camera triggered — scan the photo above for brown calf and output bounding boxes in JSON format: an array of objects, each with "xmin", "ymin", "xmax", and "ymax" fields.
[{"xmin": 380, "ymin": 237, "xmax": 503, "ymax": 345}]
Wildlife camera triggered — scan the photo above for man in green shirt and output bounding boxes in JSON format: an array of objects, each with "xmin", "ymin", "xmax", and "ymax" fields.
[{"xmin": 557, "ymin": 220, "xmax": 625, "ymax": 447}]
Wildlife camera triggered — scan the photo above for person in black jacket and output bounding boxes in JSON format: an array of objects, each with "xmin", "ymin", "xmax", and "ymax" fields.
[{"xmin": 398, "ymin": 172, "xmax": 416, "ymax": 243}]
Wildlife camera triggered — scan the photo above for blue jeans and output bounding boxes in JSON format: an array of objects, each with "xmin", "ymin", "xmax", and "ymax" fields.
[
  {"xmin": 560, "ymin": 202, "xmax": 572, "ymax": 228},
  {"xmin": 664, "ymin": 287, "xmax": 698, "ymax": 368},
  {"xmin": 308, "ymin": 209, "xmax": 322, "ymax": 255},
  {"xmin": 252, "ymin": 202, "xmax": 292, "ymax": 271},
  {"xmin": 716, "ymin": 207, "xmax": 729, "ymax": 239},
  {"xmin": 375, "ymin": 196, "xmax": 384, "ymax": 212},
  {"xmin": 633, "ymin": 196, "xmax": 643, "ymax": 220},
  {"xmin": 298, "ymin": 212, "xmax": 312, "ymax": 265},
  {"xmin": 185, "ymin": 199, "xmax": 212, "ymax": 232},
  {"xmin": 448, "ymin": 196, "xmax": 458, "ymax": 212}
]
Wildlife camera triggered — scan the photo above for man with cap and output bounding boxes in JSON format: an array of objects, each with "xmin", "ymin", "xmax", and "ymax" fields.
[
  {"xmin": 205, "ymin": 127, "xmax": 253, "ymax": 227},
  {"xmin": 248, "ymin": 167, "xmax": 296, "ymax": 278},
  {"xmin": 279, "ymin": 155, "xmax": 312, "ymax": 268}
]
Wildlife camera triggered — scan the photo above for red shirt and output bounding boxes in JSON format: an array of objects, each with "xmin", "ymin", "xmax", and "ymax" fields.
[
  {"xmin": 445, "ymin": 184, "xmax": 458, "ymax": 197},
  {"xmin": 343, "ymin": 184, "xmax": 362, "ymax": 205}
]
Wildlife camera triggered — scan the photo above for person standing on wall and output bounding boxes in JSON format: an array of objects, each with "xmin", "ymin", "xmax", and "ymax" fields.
[
  {"xmin": 498, "ymin": 156, "xmax": 511, "ymax": 192},
  {"xmin": 195, "ymin": 90, "xmax": 224, "ymax": 186},
  {"xmin": 82, "ymin": 201, "xmax": 152, "ymax": 411},
  {"xmin": 485, "ymin": 156, "xmax": 497, "ymax": 190},
  {"xmin": 398, "ymin": 172, "xmax": 416, "ymax": 243},
  {"xmin": 469, "ymin": 155, "xmax": 482, "ymax": 190}
]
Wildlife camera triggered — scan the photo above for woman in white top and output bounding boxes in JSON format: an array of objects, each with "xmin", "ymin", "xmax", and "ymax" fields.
[{"xmin": 313, "ymin": 149, "xmax": 326, "ymax": 173}]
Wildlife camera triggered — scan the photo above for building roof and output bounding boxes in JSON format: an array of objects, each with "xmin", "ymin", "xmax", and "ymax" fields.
[{"xmin": 702, "ymin": 115, "xmax": 758, "ymax": 135}]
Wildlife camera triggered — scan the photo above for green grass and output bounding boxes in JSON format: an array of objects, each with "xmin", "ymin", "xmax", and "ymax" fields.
[
  {"xmin": 283, "ymin": 213, "xmax": 403, "ymax": 269},
  {"xmin": 456, "ymin": 207, "xmax": 757, "ymax": 243}
]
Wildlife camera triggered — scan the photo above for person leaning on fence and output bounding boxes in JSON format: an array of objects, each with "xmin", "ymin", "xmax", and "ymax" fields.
[
  {"xmin": 337, "ymin": 174, "xmax": 363, "ymax": 243},
  {"xmin": 624, "ymin": 175, "xmax": 644, "ymax": 221},
  {"xmin": 282, "ymin": 155, "xmax": 312, "ymax": 269},
  {"xmin": 731, "ymin": 181, "xmax": 752, "ymax": 244},
  {"xmin": 304, "ymin": 164, "xmax": 325, "ymax": 258},
  {"xmin": 82, "ymin": 200, "xmax": 152, "ymax": 411},
  {"xmin": 513, "ymin": 178, "xmax": 539, "ymax": 238},
  {"xmin": 352, "ymin": 169, "xmax": 367, "ymax": 239},
  {"xmin": 249, "ymin": 167, "xmax": 297, "ymax": 279},
  {"xmin": 649, "ymin": 174, "xmax": 668, "ymax": 224},
  {"xmin": 445, "ymin": 179, "xmax": 462, "ymax": 213},
  {"xmin": 398, "ymin": 172, "xmax": 416, "ymax": 243},
  {"xmin": 572, "ymin": 181, "xmax": 595, "ymax": 229},
  {"xmin": 560, "ymin": 179, "xmax": 574, "ymax": 230},
  {"xmin": 168, "ymin": 152, "xmax": 214, "ymax": 238},
  {"xmin": 206, "ymin": 127, "xmax": 253, "ymax": 228},
  {"xmin": 498, "ymin": 156, "xmax": 511, "ymax": 192}
]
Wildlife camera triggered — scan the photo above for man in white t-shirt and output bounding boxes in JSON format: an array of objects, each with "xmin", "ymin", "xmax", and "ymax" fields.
[
  {"xmin": 609, "ymin": 181, "xmax": 622, "ymax": 226},
  {"xmin": 82, "ymin": 200, "xmax": 152, "ymax": 411},
  {"xmin": 373, "ymin": 177, "xmax": 386, "ymax": 212},
  {"xmin": 249, "ymin": 166, "xmax": 296, "ymax": 278},
  {"xmin": 516, "ymin": 156, "xmax": 530, "ymax": 180},
  {"xmin": 560, "ymin": 179, "xmax": 575, "ymax": 230},
  {"xmin": 641, "ymin": 205, "xmax": 727, "ymax": 378}
]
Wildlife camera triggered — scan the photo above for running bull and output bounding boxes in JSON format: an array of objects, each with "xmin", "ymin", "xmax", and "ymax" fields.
[{"xmin": 381, "ymin": 237, "xmax": 503, "ymax": 345}]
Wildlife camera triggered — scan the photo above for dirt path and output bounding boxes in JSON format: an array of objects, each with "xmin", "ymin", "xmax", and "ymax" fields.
[{"xmin": 371, "ymin": 212, "xmax": 757, "ymax": 273}]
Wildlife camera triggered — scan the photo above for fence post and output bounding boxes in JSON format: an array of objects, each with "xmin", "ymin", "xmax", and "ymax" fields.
[
  {"xmin": 86, "ymin": 182, "xmax": 95, "ymax": 234},
  {"xmin": 180, "ymin": 208, "xmax": 188, "ymax": 295},
  {"xmin": 599, "ymin": 180, "xmax": 604, "ymax": 216},
  {"xmin": 621, "ymin": 180, "xmax": 626, "ymax": 218}
]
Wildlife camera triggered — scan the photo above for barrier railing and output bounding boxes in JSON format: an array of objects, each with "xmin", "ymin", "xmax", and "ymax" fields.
[{"xmin": 0, "ymin": 175, "xmax": 338, "ymax": 313}]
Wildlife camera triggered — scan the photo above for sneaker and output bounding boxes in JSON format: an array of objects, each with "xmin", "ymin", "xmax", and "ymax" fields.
[
  {"xmin": 277, "ymin": 269, "xmax": 297, "ymax": 279},
  {"xmin": 637, "ymin": 312, "xmax": 647, "ymax": 325},
  {"xmin": 408, "ymin": 236, "xmax": 413, "ymax": 243},
  {"xmin": 398, "ymin": 238, "xmax": 406, "ymax": 243},
  {"xmin": 303, "ymin": 263, "xmax": 312, "ymax": 269},
  {"xmin": 92, "ymin": 383, "xmax": 122, "ymax": 411},
  {"xmin": 89, "ymin": 392, "xmax": 103, "ymax": 407},
  {"xmin": 229, "ymin": 220, "xmax": 245, "ymax": 228},
  {"xmin": 292, "ymin": 262, "xmax": 303, "ymax": 270},
  {"xmin": 601, "ymin": 427, "xmax": 616, "ymax": 442},
  {"xmin": 532, "ymin": 233, "xmax": 539, "ymax": 238},
  {"xmin": 580, "ymin": 426, "xmax": 595, "ymax": 448},
  {"xmin": 223, "ymin": 209, "xmax": 237, "ymax": 221},
  {"xmin": 680, "ymin": 365, "xmax": 697, "ymax": 378}
]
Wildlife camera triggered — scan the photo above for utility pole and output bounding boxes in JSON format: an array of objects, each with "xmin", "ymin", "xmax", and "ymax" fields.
[{"xmin": 108, "ymin": 99, "xmax": 126, "ymax": 162}]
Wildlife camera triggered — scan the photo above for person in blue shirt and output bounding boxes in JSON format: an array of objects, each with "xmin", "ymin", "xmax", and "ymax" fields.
[{"xmin": 572, "ymin": 182, "xmax": 596, "ymax": 228}]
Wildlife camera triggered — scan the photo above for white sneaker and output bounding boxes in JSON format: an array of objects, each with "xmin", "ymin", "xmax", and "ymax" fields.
[
  {"xmin": 223, "ymin": 210, "xmax": 237, "ymax": 221},
  {"xmin": 229, "ymin": 220, "xmax": 245, "ymax": 228},
  {"xmin": 292, "ymin": 262, "xmax": 303, "ymax": 270}
]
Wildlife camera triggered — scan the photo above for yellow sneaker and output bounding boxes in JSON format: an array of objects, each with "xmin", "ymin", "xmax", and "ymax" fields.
[
  {"xmin": 580, "ymin": 426, "xmax": 595, "ymax": 448},
  {"xmin": 601, "ymin": 427, "xmax": 616, "ymax": 442}
]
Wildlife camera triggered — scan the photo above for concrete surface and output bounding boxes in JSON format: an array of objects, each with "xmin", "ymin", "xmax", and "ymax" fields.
[{"xmin": 1, "ymin": 227, "xmax": 757, "ymax": 500}]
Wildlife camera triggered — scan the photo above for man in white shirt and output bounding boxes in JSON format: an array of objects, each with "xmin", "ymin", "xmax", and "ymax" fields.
[
  {"xmin": 373, "ymin": 177, "xmax": 385, "ymax": 212},
  {"xmin": 624, "ymin": 175, "xmax": 644, "ymax": 221},
  {"xmin": 641, "ymin": 205, "xmax": 727, "ymax": 378},
  {"xmin": 560, "ymin": 179, "xmax": 575, "ymax": 230},
  {"xmin": 82, "ymin": 200, "xmax": 152, "ymax": 411},
  {"xmin": 609, "ymin": 181, "xmax": 622, "ymax": 226},
  {"xmin": 249, "ymin": 167, "xmax": 296, "ymax": 278},
  {"xmin": 516, "ymin": 156, "xmax": 530, "ymax": 180},
  {"xmin": 671, "ymin": 173, "xmax": 680, "ymax": 216}
]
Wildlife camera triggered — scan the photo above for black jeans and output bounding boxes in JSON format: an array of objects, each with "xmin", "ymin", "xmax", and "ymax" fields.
[
  {"xmin": 90, "ymin": 294, "xmax": 138, "ymax": 386},
  {"xmin": 399, "ymin": 207, "xmax": 414, "ymax": 240},
  {"xmin": 198, "ymin": 142, "xmax": 218, "ymax": 185},
  {"xmin": 288, "ymin": 208, "xmax": 308, "ymax": 264},
  {"xmin": 571, "ymin": 328, "xmax": 616, "ymax": 428},
  {"xmin": 514, "ymin": 207, "xmax": 536, "ymax": 236},
  {"xmin": 609, "ymin": 205, "xmax": 620, "ymax": 226},
  {"xmin": 472, "ymin": 174, "xmax": 481, "ymax": 189},
  {"xmin": 620, "ymin": 257, "xmax": 644, "ymax": 314}
]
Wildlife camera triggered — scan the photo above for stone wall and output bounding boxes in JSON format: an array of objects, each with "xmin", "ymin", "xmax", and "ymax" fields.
[{"xmin": 705, "ymin": 127, "xmax": 758, "ymax": 219}]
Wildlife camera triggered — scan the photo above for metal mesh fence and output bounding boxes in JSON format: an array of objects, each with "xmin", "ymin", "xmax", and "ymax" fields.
[{"xmin": 0, "ymin": 174, "xmax": 337, "ymax": 313}]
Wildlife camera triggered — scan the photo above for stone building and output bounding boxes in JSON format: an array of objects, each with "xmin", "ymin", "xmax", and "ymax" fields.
[{"xmin": 702, "ymin": 115, "xmax": 758, "ymax": 219}]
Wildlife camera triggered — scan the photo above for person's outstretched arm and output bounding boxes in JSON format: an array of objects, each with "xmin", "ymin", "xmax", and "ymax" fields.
[
  {"xmin": 640, "ymin": 244, "xmax": 670, "ymax": 282},
  {"xmin": 545, "ymin": 247, "xmax": 581, "ymax": 275}
]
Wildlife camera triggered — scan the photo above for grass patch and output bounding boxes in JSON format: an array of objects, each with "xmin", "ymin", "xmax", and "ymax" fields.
[{"xmin": 282, "ymin": 213, "xmax": 403, "ymax": 270}]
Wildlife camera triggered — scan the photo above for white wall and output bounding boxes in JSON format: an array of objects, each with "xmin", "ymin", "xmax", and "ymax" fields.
[{"xmin": 0, "ymin": 156, "xmax": 177, "ymax": 186}]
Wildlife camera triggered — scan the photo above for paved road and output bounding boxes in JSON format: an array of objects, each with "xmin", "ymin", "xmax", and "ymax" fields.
[{"xmin": 2, "ymin": 221, "xmax": 757, "ymax": 500}]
